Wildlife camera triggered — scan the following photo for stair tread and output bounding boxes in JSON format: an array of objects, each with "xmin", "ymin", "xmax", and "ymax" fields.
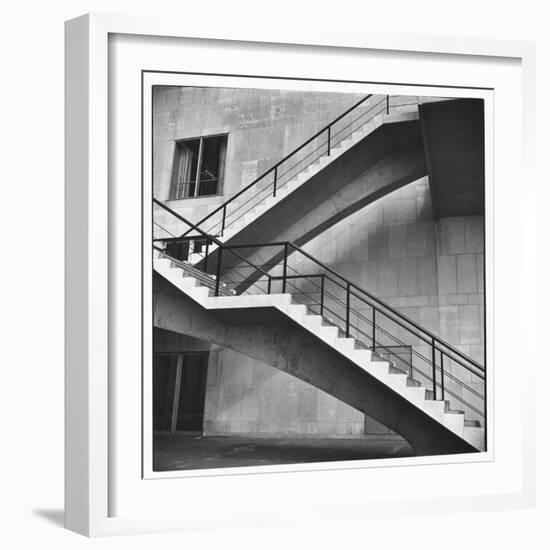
[
  {"xmin": 156, "ymin": 255, "xmax": 234, "ymax": 297},
  {"xmin": 464, "ymin": 420, "xmax": 482, "ymax": 428},
  {"xmin": 388, "ymin": 365, "xmax": 408, "ymax": 375}
]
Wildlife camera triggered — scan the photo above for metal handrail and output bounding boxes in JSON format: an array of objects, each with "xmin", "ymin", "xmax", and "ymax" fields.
[
  {"xmin": 228, "ymin": 246, "xmax": 484, "ymax": 411},
  {"xmin": 283, "ymin": 270, "xmax": 484, "ymax": 398},
  {"xmin": 179, "ymin": 93, "xmax": 374, "ymax": 238},
  {"xmin": 197, "ymin": 97, "xmax": 420, "ymax": 238},
  {"xmin": 223, "ymin": 240, "xmax": 484, "ymax": 375},
  {"xmin": 153, "ymin": 204, "xmax": 485, "ymax": 422},
  {"xmin": 207, "ymin": 96, "xmax": 391, "ymax": 234},
  {"xmin": 153, "ymin": 199, "xmax": 273, "ymax": 289}
]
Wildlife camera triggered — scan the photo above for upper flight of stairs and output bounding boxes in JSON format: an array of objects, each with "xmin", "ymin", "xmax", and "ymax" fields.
[
  {"xmin": 186, "ymin": 100, "xmax": 422, "ymax": 266},
  {"xmin": 153, "ymin": 249, "xmax": 485, "ymax": 454}
]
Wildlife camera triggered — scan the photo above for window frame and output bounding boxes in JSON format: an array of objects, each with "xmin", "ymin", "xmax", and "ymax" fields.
[{"xmin": 169, "ymin": 132, "xmax": 228, "ymax": 200}]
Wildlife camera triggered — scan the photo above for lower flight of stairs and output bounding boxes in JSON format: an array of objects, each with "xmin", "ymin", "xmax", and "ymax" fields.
[
  {"xmin": 154, "ymin": 250, "xmax": 485, "ymax": 451},
  {"xmin": 154, "ymin": 251, "xmax": 235, "ymax": 297}
]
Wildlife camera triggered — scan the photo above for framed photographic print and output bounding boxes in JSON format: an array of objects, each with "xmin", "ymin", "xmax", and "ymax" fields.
[{"xmin": 65, "ymin": 13, "xmax": 536, "ymax": 536}]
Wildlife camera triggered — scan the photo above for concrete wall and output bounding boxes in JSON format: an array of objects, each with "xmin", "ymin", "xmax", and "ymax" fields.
[
  {"xmin": 293, "ymin": 178, "xmax": 485, "ymax": 426},
  {"xmin": 298, "ymin": 177, "xmax": 485, "ymax": 367},
  {"xmin": 153, "ymin": 86, "xmax": 366, "ymax": 230},
  {"xmin": 203, "ymin": 346, "xmax": 367, "ymax": 438},
  {"xmin": 152, "ymin": 87, "xmax": 485, "ymax": 438},
  {"xmin": 153, "ymin": 328, "xmax": 367, "ymax": 438},
  {"xmin": 154, "ymin": 328, "xmax": 210, "ymax": 353}
]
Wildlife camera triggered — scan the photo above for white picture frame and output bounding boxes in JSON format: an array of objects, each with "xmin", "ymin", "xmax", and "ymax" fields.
[{"xmin": 65, "ymin": 13, "xmax": 536, "ymax": 537}]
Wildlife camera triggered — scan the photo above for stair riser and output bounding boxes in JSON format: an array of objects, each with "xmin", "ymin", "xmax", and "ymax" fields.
[
  {"xmin": 336, "ymin": 339, "xmax": 357, "ymax": 354},
  {"xmin": 387, "ymin": 374, "xmax": 408, "ymax": 389},
  {"xmin": 319, "ymin": 327, "xmax": 339, "ymax": 341},
  {"xmin": 423, "ymin": 402, "xmax": 446, "ymax": 422},
  {"xmin": 463, "ymin": 427, "xmax": 485, "ymax": 450},
  {"xmin": 442, "ymin": 415, "xmax": 464, "ymax": 438}
]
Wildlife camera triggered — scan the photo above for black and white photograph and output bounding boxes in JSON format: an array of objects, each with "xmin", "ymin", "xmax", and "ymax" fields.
[
  {"xmin": 2, "ymin": 1, "xmax": 542, "ymax": 544},
  {"xmin": 150, "ymin": 83, "xmax": 487, "ymax": 472}
]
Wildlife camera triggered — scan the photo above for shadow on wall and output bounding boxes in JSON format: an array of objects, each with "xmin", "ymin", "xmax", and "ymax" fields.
[{"xmin": 203, "ymin": 346, "xmax": 367, "ymax": 438}]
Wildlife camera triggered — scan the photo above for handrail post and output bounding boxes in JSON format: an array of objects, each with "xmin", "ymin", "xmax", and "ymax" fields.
[
  {"xmin": 204, "ymin": 239, "xmax": 209, "ymax": 272},
  {"xmin": 431, "ymin": 338, "xmax": 437, "ymax": 399},
  {"xmin": 386, "ymin": 95, "xmax": 389, "ymax": 115},
  {"xmin": 320, "ymin": 275, "xmax": 325, "ymax": 316},
  {"xmin": 345, "ymin": 283, "xmax": 351, "ymax": 337},
  {"xmin": 221, "ymin": 205, "xmax": 227, "ymax": 237},
  {"xmin": 440, "ymin": 350, "xmax": 445, "ymax": 401},
  {"xmin": 215, "ymin": 247, "xmax": 223, "ymax": 296},
  {"xmin": 327, "ymin": 126, "xmax": 331, "ymax": 156},
  {"xmin": 273, "ymin": 166, "xmax": 278, "ymax": 197},
  {"xmin": 282, "ymin": 243, "xmax": 288, "ymax": 294},
  {"xmin": 267, "ymin": 276, "xmax": 271, "ymax": 295}
]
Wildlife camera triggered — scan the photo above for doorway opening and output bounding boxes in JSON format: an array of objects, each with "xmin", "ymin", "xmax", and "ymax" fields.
[{"xmin": 153, "ymin": 351, "xmax": 209, "ymax": 435}]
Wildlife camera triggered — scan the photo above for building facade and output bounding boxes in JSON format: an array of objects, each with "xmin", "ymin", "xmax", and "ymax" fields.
[{"xmin": 152, "ymin": 86, "xmax": 485, "ymax": 443}]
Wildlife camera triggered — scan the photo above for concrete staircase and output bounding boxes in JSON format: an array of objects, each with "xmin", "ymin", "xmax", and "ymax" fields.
[
  {"xmin": 186, "ymin": 103, "xmax": 421, "ymax": 265},
  {"xmin": 153, "ymin": 251, "xmax": 235, "ymax": 297},
  {"xmin": 154, "ymin": 250, "xmax": 484, "ymax": 453}
]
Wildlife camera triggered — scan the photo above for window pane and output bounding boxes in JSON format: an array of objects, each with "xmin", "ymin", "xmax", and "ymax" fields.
[
  {"xmin": 198, "ymin": 136, "xmax": 227, "ymax": 196},
  {"xmin": 171, "ymin": 139, "xmax": 200, "ymax": 199},
  {"xmin": 165, "ymin": 240, "xmax": 190, "ymax": 262},
  {"xmin": 169, "ymin": 135, "xmax": 227, "ymax": 199}
]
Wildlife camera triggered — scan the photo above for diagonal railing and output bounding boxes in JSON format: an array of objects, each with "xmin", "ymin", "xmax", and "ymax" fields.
[
  {"xmin": 174, "ymin": 94, "xmax": 420, "ymax": 241},
  {"xmin": 153, "ymin": 200, "xmax": 487, "ymax": 436}
]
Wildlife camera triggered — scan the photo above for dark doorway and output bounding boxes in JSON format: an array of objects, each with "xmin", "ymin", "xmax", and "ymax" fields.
[
  {"xmin": 153, "ymin": 354, "xmax": 179, "ymax": 433},
  {"xmin": 176, "ymin": 353, "xmax": 209, "ymax": 432},
  {"xmin": 153, "ymin": 352, "xmax": 209, "ymax": 435}
]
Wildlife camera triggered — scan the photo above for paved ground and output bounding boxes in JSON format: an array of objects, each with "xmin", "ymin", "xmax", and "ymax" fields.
[{"xmin": 153, "ymin": 435, "xmax": 414, "ymax": 471}]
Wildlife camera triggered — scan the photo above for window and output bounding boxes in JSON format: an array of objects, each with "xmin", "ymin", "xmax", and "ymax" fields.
[{"xmin": 169, "ymin": 134, "xmax": 227, "ymax": 199}]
